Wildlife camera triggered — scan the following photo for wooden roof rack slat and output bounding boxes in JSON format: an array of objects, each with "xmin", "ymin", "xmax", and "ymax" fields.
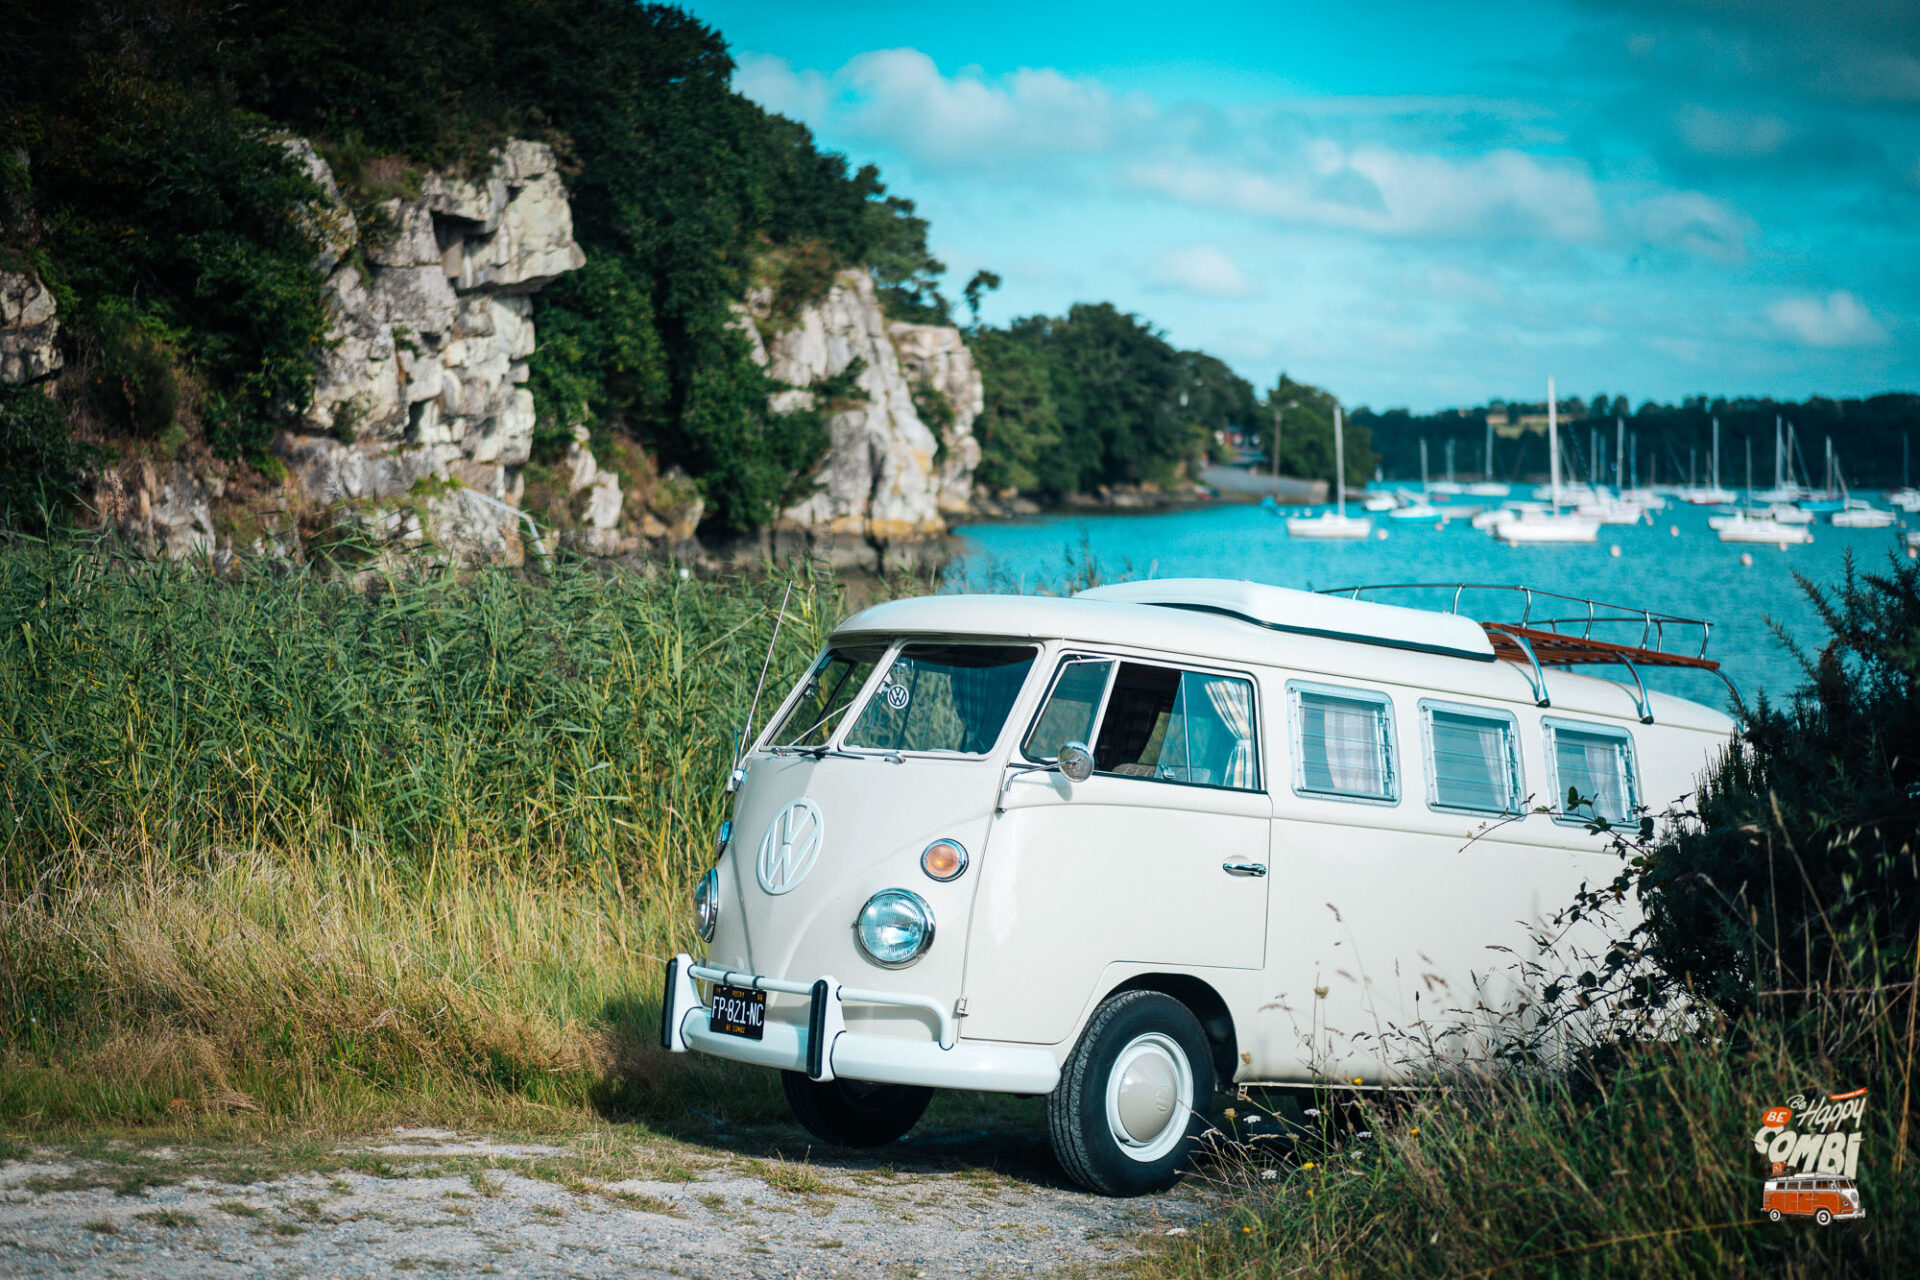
[{"xmin": 1319, "ymin": 583, "xmax": 1740, "ymax": 718}]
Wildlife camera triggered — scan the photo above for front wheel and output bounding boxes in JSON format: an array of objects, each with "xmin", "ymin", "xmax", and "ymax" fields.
[
  {"xmin": 1816, "ymin": 1208, "xmax": 1832, "ymax": 1226},
  {"xmin": 1768, "ymin": 1208, "xmax": 1782, "ymax": 1222},
  {"xmin": 1047, "ymin": 990, "xmax": 1215, "ymax": 1195},
  {"xmin": 781, "ymin": 1072, "xmax": 932, "ymax": 1148}
]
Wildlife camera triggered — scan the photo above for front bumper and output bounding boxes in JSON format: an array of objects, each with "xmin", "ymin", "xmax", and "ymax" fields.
[{"xmin": 660, "ymin": 954, "xmax": 1059, "ymax": 1094}]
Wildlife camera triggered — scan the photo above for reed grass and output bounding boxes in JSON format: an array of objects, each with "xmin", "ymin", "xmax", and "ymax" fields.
[
  {"xmin": 1148, "ymin": 999, "xmax": 1919, "ymax": 1278},
  {"xmin": 0, "ymin": 540, "xmax": 835, "ymax": 1129}
]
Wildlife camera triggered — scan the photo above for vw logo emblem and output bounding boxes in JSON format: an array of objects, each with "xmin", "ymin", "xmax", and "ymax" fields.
[{"xmin": 757, "ymin": 798, "xmax": 824, "ymax": 895}]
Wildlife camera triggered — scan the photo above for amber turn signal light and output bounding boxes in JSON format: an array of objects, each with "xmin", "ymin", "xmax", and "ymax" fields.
[{"xmin": 920, "ymin": 838, "xmax": 968, "ymax": 882}]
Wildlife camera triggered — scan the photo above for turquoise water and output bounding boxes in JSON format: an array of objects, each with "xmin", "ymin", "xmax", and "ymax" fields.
[{"xmin": 945, "ymin": 494, "xmax": 1918, "ymax": 706}]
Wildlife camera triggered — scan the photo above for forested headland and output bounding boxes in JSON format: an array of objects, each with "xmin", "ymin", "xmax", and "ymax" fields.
[{"xmin": 0, "ymin": 0, "xmax": 1343, "ymax": 546}]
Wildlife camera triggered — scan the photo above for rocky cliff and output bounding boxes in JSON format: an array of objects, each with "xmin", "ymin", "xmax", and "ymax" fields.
[
  {"xmin": 275, "ymin": 137, "xmax": 589, "ymax": 566},
  {"xmin": 741, "ymin": 269, "xmax": 983, "ymax": 568},
  {"xmin": 5, "ymin": 141, "xmax": 985, "ymax": 569}
]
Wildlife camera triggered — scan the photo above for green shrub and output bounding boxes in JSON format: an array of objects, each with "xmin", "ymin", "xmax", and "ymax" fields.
[
  {"xmin": 0, "ymin": 384, "xmax": 84, "ymax": 532},
  {"xmin": 1551, "ymin": 555, "xmax": 1920, "ymax": 1030}
]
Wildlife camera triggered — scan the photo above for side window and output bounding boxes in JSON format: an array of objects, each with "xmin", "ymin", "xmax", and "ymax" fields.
[
  {"xmin": 1290, "ymin": 682, "xmax": 1397, "ymax": 803},
  {"xmin": 1023, "ymin": 659, "xmax": 1114, "ymax": 761},
  {"xmin": 1026, "ymin": 658, "xmax": 1259, "ymax": 790},
  {"xmin": 1544, "ymin": 719, "xmax": 1637, "ymax": 824},
  {"xmin": 1421, "ymin": 701, "xmax": 1522, "ymax": 815}
]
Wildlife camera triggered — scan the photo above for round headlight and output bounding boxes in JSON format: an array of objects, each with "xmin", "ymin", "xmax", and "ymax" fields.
[
  {"xmin": 854, "ymin": 889, "xmax": 935, "ymax": 968},
  {"xmin": 694, "ymin": 868, "xmax": 720, "ymax": 943},
  {"xmin": 920, "ymin": 838, "xmax": 968, "ymax": 882}
]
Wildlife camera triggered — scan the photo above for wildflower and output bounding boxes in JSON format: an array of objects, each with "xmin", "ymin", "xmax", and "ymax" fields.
[
  {"xmin": 1410, "ymin": 1127, "xmax": 1420, "ymax": 1136},
  {"xmin": 1352, "ymin": 1077, "xmax": 1363, "ymax": 1084},
  {"xmin": 1165, "ymin": 1227, "xmax": 1189, "ymax": 1237},
  {"xmin": 1223, "ymin": 1107, "xmax": 1237, "ymax": 1121},
  {"xmin": 1261, "ymin": 1169, "xmax": 1277, "ymax": 1181},
  {"xmin": 1356, "ymin": 1130, "xmax": 1372, "ymax": 1139},
  {"xmin": 1303, "ymin": 1108, "xmax": 1321, "ymax": 1118},
  {"xmin": 1307, "ymin": 1189, "xmax": 1315, "ymax": 1198},
  {"xmin": 1303, "ymin": 1162, "xmax": 1315, "ymax": 1170}
]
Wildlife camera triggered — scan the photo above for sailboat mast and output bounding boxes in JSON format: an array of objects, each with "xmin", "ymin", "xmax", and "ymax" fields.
[
  {"xmin": 1616, "ymin": 417, "xmax": 1625, "ymax": 490},
  {"xmin": 1485, "ymin": 415, "xmax": 1494, "ymax": 481},
  {"xmin": 1548, "ymin": 377, "xmax": 1561, "ymax": 512},
  {"xmin": 1774, "ymin": 416, "xmax": 1784, "ymax": 492},
  {"xmin": 1334, "ymin": 406, "xmax": 1347, "ymax": 518},
  {"xmin": 1712, "ymin": 417, "xmax": 1721, "ymax": 491}
]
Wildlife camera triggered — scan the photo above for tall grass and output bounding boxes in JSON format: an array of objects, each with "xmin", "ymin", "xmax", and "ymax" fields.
[
  {"xmin": 1149, "ymin": 1014, "xmax": 1916, "ymax": 1278},
  {"xmin": 0, "ymin": 540, "xmax": 839, "ymax": 1127}
]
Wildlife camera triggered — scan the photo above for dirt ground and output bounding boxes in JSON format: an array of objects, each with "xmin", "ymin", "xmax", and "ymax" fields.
[{"xmin": 0, "ymin": 1105, "xmax": 1212, "ymax": 1279}]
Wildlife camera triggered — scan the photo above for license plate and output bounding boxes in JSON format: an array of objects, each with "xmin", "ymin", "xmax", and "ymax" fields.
[{"xmin": 709, "ymin": 984, "xmax": 766, "ymax": 1040}]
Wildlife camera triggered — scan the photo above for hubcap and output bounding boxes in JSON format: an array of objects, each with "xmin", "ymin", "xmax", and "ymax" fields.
[{"xmin": 1104, "ymin": 1032, "xmax": 1194, "ymax": 1163}]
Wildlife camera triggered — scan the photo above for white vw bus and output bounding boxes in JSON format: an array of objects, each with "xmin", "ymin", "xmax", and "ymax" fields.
[{"xmin": 661, "ymin": 579, "xmax": 1736, "ymax": 1194}]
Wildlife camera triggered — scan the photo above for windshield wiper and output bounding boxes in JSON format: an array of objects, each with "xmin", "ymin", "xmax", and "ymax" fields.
[{"xmin": 768, "ymin": 744, "xmax": 867, "ymax": 760}]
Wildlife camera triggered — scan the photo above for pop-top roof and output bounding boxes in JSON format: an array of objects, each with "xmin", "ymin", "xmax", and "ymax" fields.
[{"xmin": 1075, "ymin": 579, "xmax": 1497, "ymax": 662}]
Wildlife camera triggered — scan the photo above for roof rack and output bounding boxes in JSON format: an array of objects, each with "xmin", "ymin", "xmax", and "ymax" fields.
[{"xmin": 1319, "ymin": 584, "xmax": 1736, "ymax": 721}]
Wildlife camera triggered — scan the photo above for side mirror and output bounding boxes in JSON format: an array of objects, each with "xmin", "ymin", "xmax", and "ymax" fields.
[{"xmin": 1058, "ymin": 741, "xmax": 1094, "ymax": 783}]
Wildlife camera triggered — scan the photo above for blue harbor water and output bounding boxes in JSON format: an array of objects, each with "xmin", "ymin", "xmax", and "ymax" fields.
[{"xmin": 945, "ymin": 493, "xmax": 1917, "ymax": 708}]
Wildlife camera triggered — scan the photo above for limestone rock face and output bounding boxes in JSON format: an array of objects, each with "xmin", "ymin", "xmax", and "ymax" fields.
[
  {"xmin": 0, "ymin": 268, "xmax": 62, "ymax": 384},
  {"xmin": 278, "ymin": 139, "xmax": 584, "ymax": 564},
  {"xmin": 889, "ymin": 322, "xmax": 984, "ymax": 516},
  {"xmin": 747, "ymin": 270, "xmax": 982, "ymax": 558}
]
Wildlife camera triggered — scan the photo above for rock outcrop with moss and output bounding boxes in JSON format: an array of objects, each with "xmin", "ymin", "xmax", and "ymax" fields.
[{"xmin": 740, "ymin": 269, "xmax": 983, "ymax": 567}]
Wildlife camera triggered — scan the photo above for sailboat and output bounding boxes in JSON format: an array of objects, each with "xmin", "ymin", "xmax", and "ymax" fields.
[
  {"xmin": 1829, "ymin": 452, "xmax": 1895, "ymax": 528},
  {"xmin": 1683, "ymin": 417, "xmax": 1737, "ymax": 505},
  {"xmin": 1389, "ymin": 439, "xmax": 1444, "ymax": 519},
  {"xmin": 1287, "ymin": 407, "xmax": 1374, "ymax": 539},
  {"xmin": 1466, "ymin": 414, "xmax": 1510, "ymax": 497},
  {"xmin": 1718, "ymin": 438, "xmax": 1812, "ymax": 545},
  {"xmin": 1488, "ymin": 378, "xmax": 1599, "ymax": 544},
  {"xmin": 1887, "ymin": 436, "xmax": 1919, "ymax": 511}
]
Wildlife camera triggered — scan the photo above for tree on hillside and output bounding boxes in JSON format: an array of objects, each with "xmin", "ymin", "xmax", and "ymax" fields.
[
  {"xmin": 0, "ymin": 0, "xmax": 950, "ymax": 533},
  {"xmin": 972, "ymin": 304, "xmax": 1251, "ymax": 496},
  {"xmin": 1261, "ymin": 375, "xmax": 1375, "ymax": 487}
]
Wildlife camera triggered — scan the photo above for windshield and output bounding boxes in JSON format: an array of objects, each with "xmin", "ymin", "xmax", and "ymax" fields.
[
  {"xmin": 768, "ymin": 644, "xmax": 887, "ymax": 747},
  {"xmin": 844, "ymin": 643, "xmax": 1038, "ymax": 755}
]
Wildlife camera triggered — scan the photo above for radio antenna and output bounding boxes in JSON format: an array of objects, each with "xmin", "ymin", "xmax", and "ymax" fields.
[{"xmin": 733, "ymin": 579, "xmax": 794, "ymax": 785}]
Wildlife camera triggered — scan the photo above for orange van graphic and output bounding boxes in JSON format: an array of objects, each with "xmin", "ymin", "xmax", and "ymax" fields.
[{"xmin": 1762, "ymin": 1173, "xmax": 1864, "ymax": 1225}]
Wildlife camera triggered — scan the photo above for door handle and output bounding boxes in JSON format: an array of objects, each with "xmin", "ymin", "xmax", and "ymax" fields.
[{"xmin": 1222, "ymin": 862, "xmax": 1267, "ymax": 878}]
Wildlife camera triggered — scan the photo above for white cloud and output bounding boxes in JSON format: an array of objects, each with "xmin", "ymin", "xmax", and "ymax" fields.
[
  {"xmin": 736, "ymin": 47, "xmax": 1151, "ymax": 171},
  {"xmin": 1127, "ymin": 146, "xmax": 1606, "ymax": 244},
  {"xmin": 1675, "ymin": 104, "xmax": 1792, "ymax": 159},
  {"xmin": 1631, "ymin": 191, "xmax": 1754, "ymax": 265},
  {"xmin": 1764, "ymin": 290, "xmax": 1889, "ymax": 347},
  {"xmin": 734, "ymin": 52, "xmax": 832, "ymax": 126},
  {"xmin": 1151, "ymin": 245, "xmax": 1260, "ymax": 298}
]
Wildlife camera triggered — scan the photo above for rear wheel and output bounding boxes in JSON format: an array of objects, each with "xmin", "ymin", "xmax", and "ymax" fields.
[
  {"xmin": 1047, "ymin": 990, "xmax": 1215, "ymax": 1196},
  {"xmin": 781, "ymin": 1072, "xmax": 932, "ymax": 1148}
]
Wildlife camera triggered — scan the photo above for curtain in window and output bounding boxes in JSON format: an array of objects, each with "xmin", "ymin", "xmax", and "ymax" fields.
[
  {"xmin": 1199, "ymin": 676, "xmax": 1256, "ymax": 789},
  {"xmin": 1431, "ymin": 713, "xmax": 1509, "ymax": 811},
  {"xmin": 1303, "ymin": 693, "xmax": 1386, "ymax": 796},
  {"xmin": 1556, "ymin": 731, "xmax": 1628, "ymax": 821}
]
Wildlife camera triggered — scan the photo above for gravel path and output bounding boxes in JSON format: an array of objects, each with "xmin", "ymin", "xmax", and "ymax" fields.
[{"xmin": 0, "ymin": 1123, "xmax": 1207, "ymax": 1278}]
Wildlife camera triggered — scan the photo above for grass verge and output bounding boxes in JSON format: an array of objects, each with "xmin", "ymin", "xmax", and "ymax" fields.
[{"xmin": 1146, "ymin": 1019, "xmax": 1917, "ymax": 1279}]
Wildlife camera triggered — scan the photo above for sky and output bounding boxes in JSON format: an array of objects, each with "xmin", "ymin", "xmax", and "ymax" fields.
[{"xmin": 683, "ymin": 0, "xmax": 1920, "ymax": 412}]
